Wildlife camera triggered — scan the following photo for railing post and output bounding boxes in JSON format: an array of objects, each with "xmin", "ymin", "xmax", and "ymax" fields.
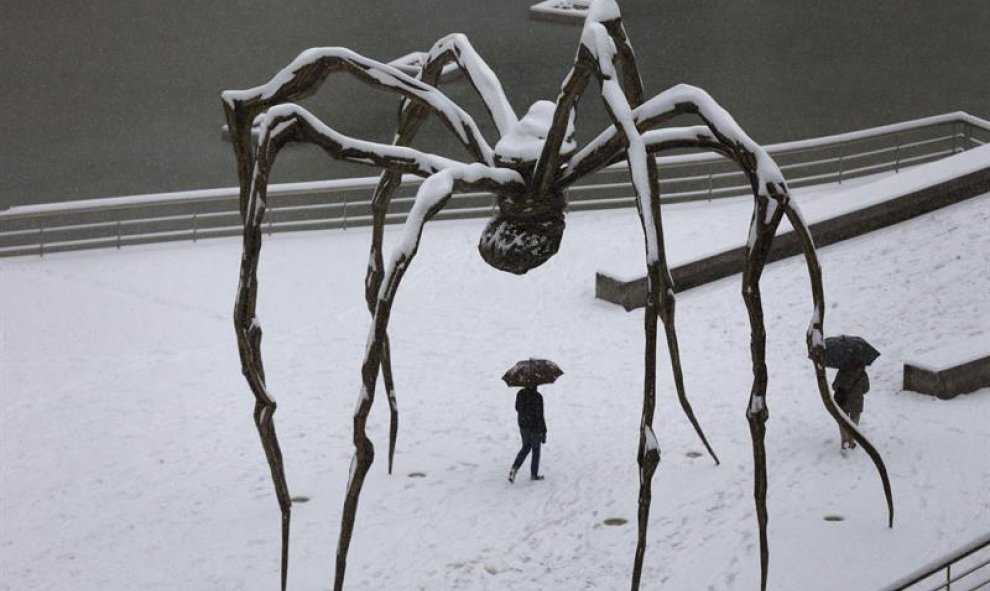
[
  {"xmin": 268, "ymin": 206, "xmax": 274, "ymax": 236},
  {"xmin": 963, "ymin": 122, "xmax": 972, "ymax": 152},
  {"xmin": 838, "ymin": 145, "xmax": 845, "ymax": 184},
  {"xmin": 895, "ymin": 135, "xmax": 901, "ymax": 173},
  {"xmin": 116, "ymin": 217, "xmax": 122, "ymax": 250},
  {"xmin": 952, "ymin": 122, "xmax": 959, "ymax": 154},
  {"xmin": 38, "ymin": 226, "xmax": 44, "ymax": 258},
  {"xmin": 192, "ymin": 212, "xmax": 198, "ymax": 243},
  {"xmin": 342, "ymin": 194, "xmax": 348, "ymax": 230},
  {"xmin": 946, "ymin": 562, "xmax": 951, "ymax": 590},
  {"xmin": 707, "ymin": 164, "xmax": 714, "ymax": 198}
]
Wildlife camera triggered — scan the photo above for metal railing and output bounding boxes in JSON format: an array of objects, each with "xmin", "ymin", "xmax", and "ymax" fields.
[
  {"xmin": 1, "ymin": 111, "xmax": 988, "ymax": 258},
  {"xmin": 878, "ymin": 532, "xmax": 990, "ymax": 591}
]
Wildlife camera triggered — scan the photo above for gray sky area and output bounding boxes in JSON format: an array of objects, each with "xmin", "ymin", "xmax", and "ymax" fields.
[{"xmin": 1, "ymin": 1, "xmax": 988, "ymax": 207}]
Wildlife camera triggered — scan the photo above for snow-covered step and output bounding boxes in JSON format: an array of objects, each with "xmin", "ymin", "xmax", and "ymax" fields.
[{"xmin": 597, "ymin": 144, "xmax": 990, "ymax": 309}]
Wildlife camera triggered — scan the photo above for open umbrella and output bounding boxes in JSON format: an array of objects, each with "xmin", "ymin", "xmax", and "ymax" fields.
[
  {"xmin": 824, "ymin": 335, "xmax": 881, "ymax": 369},
  {"xmin": 502, "ymin": 358, "xmax": 563, "ymax": 388}
]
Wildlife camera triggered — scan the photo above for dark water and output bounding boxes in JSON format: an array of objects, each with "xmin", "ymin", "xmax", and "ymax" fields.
[{"xmin": 1, "ymin": 1, "xmax": 988, "ymax": 207}]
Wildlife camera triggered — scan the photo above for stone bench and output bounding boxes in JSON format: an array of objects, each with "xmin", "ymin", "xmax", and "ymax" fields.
[{"xmin": 903, "ymin": 336, "xmax": 990, "ymax": 399}]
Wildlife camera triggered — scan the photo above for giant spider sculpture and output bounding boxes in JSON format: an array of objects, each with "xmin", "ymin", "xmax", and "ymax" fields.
[{"xmin": 223, "ymin": 2, "xmax": 893, "ymax": 589}]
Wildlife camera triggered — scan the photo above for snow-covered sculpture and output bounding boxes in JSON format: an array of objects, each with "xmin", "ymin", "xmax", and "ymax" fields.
[{"xmin": 223, "ymin": 2, "xmax": 893, "ymax": 589}]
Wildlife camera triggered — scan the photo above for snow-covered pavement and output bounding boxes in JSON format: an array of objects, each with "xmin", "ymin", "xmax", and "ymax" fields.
[{"xmin": 2, "ymin": 189, "xmax": 988, "ymax": 591}]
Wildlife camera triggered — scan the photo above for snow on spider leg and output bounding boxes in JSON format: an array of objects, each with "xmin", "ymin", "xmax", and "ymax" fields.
[
  {"xmin": 571, "ymin": 4, "xmax": 893, "ymax": 590},
  {"xmin": 366, "ymin": 32, "xmax": 519, "ymax": 475},
  {"xmin": 579, "ymin": 18, "xmax": 675, "ymax": 591},
  {"xmin": 222, "ymin": 46, "xmax": 499, "ymax": 229},
  {"xmin": 336, "ymin": 163, "xmax": 524, "ymax": 591},
  {"xmin": 230, "ymin": 94, "xmax": 482, "ymax": 591},
  {"xmin": 562, "ymin": 82, "xmax": 897, "ymax": 560}
]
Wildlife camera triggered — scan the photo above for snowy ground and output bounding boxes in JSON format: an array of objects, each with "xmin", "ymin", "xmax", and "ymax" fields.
[{"xmin": 2, "ymin": 187, "xmax": 988, "ymax": 591}]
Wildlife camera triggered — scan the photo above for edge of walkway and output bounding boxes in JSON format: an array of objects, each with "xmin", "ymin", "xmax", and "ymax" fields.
[{"xmin": 596, "ymin": 145, "xmax": 990, "ymax": 310}]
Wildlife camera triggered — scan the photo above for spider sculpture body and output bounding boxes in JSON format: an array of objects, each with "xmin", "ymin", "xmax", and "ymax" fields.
[{"xmin": 223, "ymin": 2, "xmax": 893, "ymax": 589}]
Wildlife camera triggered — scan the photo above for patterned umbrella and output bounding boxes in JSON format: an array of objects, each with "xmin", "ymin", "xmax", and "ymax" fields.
[
  {"xmin": 502, "ymin": 358, "xmax": 564, "ymax": 388},
  {"xmin": 824, "ymin": 335, "xmax": 881, "ymax": 369}
]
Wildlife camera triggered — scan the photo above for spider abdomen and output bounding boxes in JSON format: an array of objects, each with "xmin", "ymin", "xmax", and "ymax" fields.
[{"xmin": 478, "ymin": 208, "xmax": 565, "ymax": 275}]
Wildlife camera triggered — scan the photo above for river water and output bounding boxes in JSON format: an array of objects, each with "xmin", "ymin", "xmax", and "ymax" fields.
[{"xmin": 1, "ymin": 0, "xmax": 987, "ymax": 207}]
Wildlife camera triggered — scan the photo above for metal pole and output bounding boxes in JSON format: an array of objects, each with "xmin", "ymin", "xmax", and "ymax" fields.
[
  {"xmin": 268, "ymin": 207, "xmax": 274, "ymax": 236},
  {"xmin": 946, "ymin": 562, "xmax": 951, "ymax": 590},
  {"xmin": 342, "ymin": 195, "xmax": 348, "ymax": 230},
  {"xmin": 192, "ymin": 212, "xmax": 198, "ymax": 243},
  {"xmin": 895, "ymin": 135, "xmax": 901, "ymax": 173},
  {"xmin": 707, "ymin": 164, "xmax": 713, "ymax": 197},
  {"xmin": 838, "ymin": 145, "xmax": 844, "ymax": 184},
  {"xmin": 952, "ymin": 122, "xmax": 959, "ymax": 154},
  {"xmin": 116, "ymin": 218, "xmax": 122, "ymax": 250},
  {"xmin": 38, "ymin": 226, "xmax": 44, "ymax": 258}
]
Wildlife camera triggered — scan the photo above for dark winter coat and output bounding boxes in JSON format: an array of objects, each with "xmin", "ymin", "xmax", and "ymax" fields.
[
  {"xmin": 833, "ymin": 366, "xmax": 870, "ymax": 415},
  {"xmin": 515, "ymin": 387, "xmax": 547, "ymax": 434}
]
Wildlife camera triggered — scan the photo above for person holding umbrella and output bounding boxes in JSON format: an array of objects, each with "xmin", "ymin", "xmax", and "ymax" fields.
[
  {"xmin": 825, "ymin": 335, "xmax": 881, "ymax": 450},
  {"xmin": 502, "ymin": 358, "xmax": 562, "ymax": 483}
]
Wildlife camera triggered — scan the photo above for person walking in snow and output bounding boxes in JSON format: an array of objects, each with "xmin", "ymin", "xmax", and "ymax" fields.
[
  {"xmin": 833, "ymin": 363, "xmax": 870, "ymax": 450},
  {"xmin": 509, "ymin": 386, "xmax": 547, "ymax": 483}
]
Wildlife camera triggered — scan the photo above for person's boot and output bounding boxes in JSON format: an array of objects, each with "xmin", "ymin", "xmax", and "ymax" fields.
[
  {"xmin": 508, "ymin": 468, "xmax": 517, "ymax": 483},
  {"xmin": 531, "ymin": 475, "xmax": 544, "ymax": 481}
]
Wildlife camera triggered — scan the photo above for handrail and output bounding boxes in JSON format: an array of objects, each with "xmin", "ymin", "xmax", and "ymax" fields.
[
  {"xmin": 2, "ymin": 111, "xmax": 988, "ymax": 258},
  {"xmin": 4, "ymin": 111, "xmax": 985, "ymax": 220},
  {"xmin": 877, "ymin": 532, "xmax": 990, "ymax": 591}
]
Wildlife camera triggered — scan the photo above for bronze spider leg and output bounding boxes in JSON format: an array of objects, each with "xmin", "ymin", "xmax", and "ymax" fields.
[
  {"xmin": 222, "ymin": 46, "xmax": 496, "ymax": 219},
  {"xmin": 783, "ymin": 203, "xmax": 894, "ymax": 526},
  {"xmin": 365, "ymin": 33, "xmax": 518, "ymax": 474},
  {"xmin": 640, "ymin": 129, "xmax": 788, "ymax": 591},
  {"xmin": 739, "ymin": 196, "xmax": 786, "ymax": 591},
  {"xmin": 599, "ymin": 15, "xmax": 722, "ymax": 469},
  {"xmin": 570, "ymin": 118, "xmax": 894, "ymax": 589},
  {"xmin": 588, "ymin": 43, "xmax": 667, "ymax": 591},
  {"xmin": 567, "ymin": 93, "xmax": 894, "ymax": 520},
  {"xmin": 533, "ymin": 12, "xmax": 724, "ymax": 585},
  {"xmin": 336, "ymin": 164, "xmax": 526, "ymax": 591},
  {"xmin": 541, "ymin": 11, "xmax": 716, "ymax": 588},
  {"xmin": 234, "ymin": 102, "xmax": 465, "ymax": 591},
  {"xmin": 223, "ymin": 47, "xmax": 498, "ymax": 590}
]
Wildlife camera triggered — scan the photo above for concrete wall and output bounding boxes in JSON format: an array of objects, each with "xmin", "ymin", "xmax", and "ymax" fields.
[{"xmin": 903, "ymin": 356, "xmax": 990, "ymax": 399}]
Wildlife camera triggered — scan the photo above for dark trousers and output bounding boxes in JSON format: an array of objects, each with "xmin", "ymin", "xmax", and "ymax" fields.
[{"xmin": 512, "ymin": 428, "xmax": 542, "ymax": 477}]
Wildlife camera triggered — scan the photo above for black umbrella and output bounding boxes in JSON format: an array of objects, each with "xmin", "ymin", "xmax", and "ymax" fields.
[
  {"xmin": 502, "ymin": 358, "xmax": 563, "ymax": 388},
  {"xmin": 824, "ymin": 335, "xmax": 881, "ymax": 369}
]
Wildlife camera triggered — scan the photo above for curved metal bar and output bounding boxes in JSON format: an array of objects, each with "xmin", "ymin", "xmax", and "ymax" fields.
[
  {"xmin": 562, "ymin": 83, "xmax": 787, "ymax": 189},
  {"xmin": 782, "ymin": 202, "xmax": 895, "ymax": 528},
  {"xmin": 419, "ymin": 33, "xmax": 518, "ymax": 136},
  {"xmin": 565, "ymin": 86, "xmax": 895, "ymax": 588},
  {"xmin": 595, "ymin": 16, "xmax": 721, "ymax": 469},
  {"xmin": 739, "ymin": 197, "xmax": 785, "ymax": 591},
  {"xmin": 572, "ymin": 9, "xmax": 725, "ymax": 588},
  {"xmin": 575, "ymin": 16, "xmax": 664, "ymax": 591},
  {"xmin": 366, "ymin": 32, "xmax": 518, "ymax": 474},
  {"xmin": 222, "ymin": 46, "xmax": 494, "ymax": 219},
  {"xmin": 234, "ymin": 105, "xmax": 465, "ymax": 591},
  {"xmin": 334, "ymin": 164, "xmax": 525, "ymax": 591}
]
